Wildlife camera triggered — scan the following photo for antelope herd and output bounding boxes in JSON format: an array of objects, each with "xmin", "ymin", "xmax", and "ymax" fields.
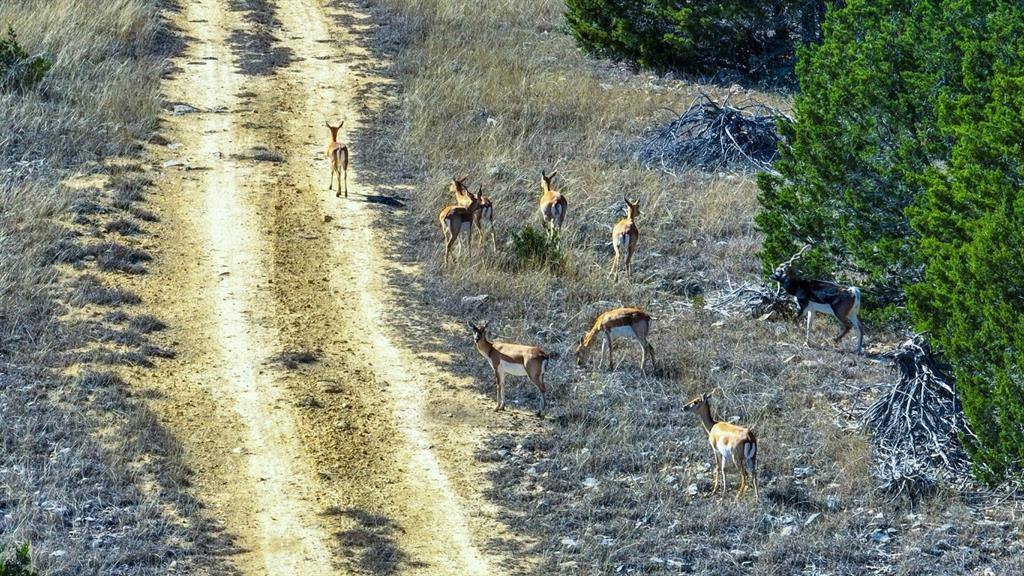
[{"xmin": 325, "ymin": 125, "xmax": 865, "ymax": 499}]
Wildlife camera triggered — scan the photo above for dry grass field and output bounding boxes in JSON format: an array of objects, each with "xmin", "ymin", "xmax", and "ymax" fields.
[
  {"xmin": 0, "ymin": 1, "xmax": 235, "ymax": 573},
  {"xmin": 350, "ymin": 0, "xmax": 1024, "ymax": 573}
]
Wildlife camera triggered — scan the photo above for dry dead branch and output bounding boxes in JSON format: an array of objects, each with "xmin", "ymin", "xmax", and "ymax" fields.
[
  {"xmin": 705, "ymin": 282, "xmax": 798, "ymax": 320},
  {"xmin": 863, "ymin": 335, "xmax": 978, "ymax": 493},
  {"xmin": 636, "ymin": 94, "xmax": 790, "ymax": 174}
]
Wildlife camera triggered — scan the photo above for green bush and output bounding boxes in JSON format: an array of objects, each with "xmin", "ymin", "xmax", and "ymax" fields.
[
  {"xmin": 0, "ymin": 544, "xmax": 38, "ymax": 576},
  {"xmin": 754, "ymin": 0, "xmax": 965, "ymax": 314},
  {"xmin": 510, "ymin": 225, "xmax": 564, "ymax": 271},
  {"xmin": 0, "ymin": 26, "xmax": 51, "ymax": 92},
  {"xmin": 907, "ymin": 1, "xmax": 1024, "ymax": 482},
  {"xmin": 564, "ymin": 0, "xmax": 827, "ymax": 83}
]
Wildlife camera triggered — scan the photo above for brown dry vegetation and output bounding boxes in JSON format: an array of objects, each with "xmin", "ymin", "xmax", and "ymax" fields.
[
  {"xmin": 350, "ymin": 0, "xmax": 1024, "ymax": 573},
  {"xmin": 0, "ymin": 1, "xmax": 234, "ymax": 573}
]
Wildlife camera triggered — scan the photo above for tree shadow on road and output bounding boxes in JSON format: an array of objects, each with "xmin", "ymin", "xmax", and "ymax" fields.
[{"xmin": 324, "ymin": 507, "xmax": 428, "ymax": 575}]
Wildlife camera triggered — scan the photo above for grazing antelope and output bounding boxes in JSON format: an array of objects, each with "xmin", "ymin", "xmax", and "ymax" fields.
[
  {"xmin": 469, "ymin": 322, "xmax": 550, "ymax": 417},
  {"xmin": 575, "ymin": 306, "xmax": 655, "ymax": 375},
  {"xmin": 438, "ymin": 191, "xmax": 480, "ymax": 266},
  {"xmin": 538, "ymin": 170, "xmax": 567, "ymax": 237},
  {"xmin": 472, "ymin": 184, "xmax": 496, "ymax": 250},
  {"xmin": 770, "ymin": 245, "xmax": 863, "ymax": 354},
  {"xmin": 683, "ymin": 392, "xmax": 758, "ymax": 499},
  {"xmin": 325, "ymin": 121, "xmax": 349, "ymax": 198},
  {"xmin": 610, "ymin": 197, "xmax": 640, "ymax": 281}
]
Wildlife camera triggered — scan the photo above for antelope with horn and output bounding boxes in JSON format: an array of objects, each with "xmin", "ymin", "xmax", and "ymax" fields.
[
  {"xmin": 683, "ymin": 392, "xmax": 758, "ymax": 499},
  {"xmin": 538, "ymin": 169, "xmax": 567, "ymax": 237},
  {"xmin": 325, "ymin": 121, "xmax": 349, "ymax": 198},
  {"xmin": 438, "ymin": 188, "xmax": 481, "ymax": 266},
  {"xmin": 610, "ymin": 197, "xmax": 640, "ymax": 281},
  {"xmin": 770, "ymin": 245, "xmax": 864, "ymax": 354},
  {"xmin": 575, "ymin": 306, "xmax": 655, "ymax": 376},
  {"xmin": 469, "ymin": 322, "xmax": 550, "ymax": 417}
]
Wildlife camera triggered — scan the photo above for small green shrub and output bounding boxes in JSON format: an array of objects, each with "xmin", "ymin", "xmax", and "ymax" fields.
[
  {"xmin": 510, "ymin": 225, "xmax": 564, "ymax": 271},
  {"xmin": 0, "ymin": 543, "xmax": 38, "ymax": 576},
  {"xmin": 0, "ymin": 26, "xmax": 51, "ymax": 92}
]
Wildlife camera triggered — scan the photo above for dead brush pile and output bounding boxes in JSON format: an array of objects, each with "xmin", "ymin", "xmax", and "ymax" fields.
[
  {"xmin": 355, "ymin": 0, "xmax": 1024, "ymax": 573},
  {"xmin": 0, "ymin": 1, "xmax": 234, "ymax": 573},
  {"xmin": 636, "ymin": 94, "xmax": 789, "ymax": 174},
  {"xmin": 864, "ymin": 335, "xmax": 979, "ymax": 493}
]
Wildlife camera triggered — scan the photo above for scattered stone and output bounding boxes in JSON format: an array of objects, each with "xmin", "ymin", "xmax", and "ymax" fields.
[
  {"xmin": 582, "ymin": 477, "xmax": 599, "ymax": 489},
  {"xmin": 560, "ymin": 537, "xmax": 578, "ymax": 548},
  {"xmin": 172, "ymin": 104, "xmax": 198, "ymax": 115},
  {"xmin": 323, "ymin": 214, "xmax": 334, "ymax": 223},
  {"xmin": 870, "ymin": 529, "xmax": 892, "ymax": 544},
  {"xmin": 162, "ymin": 158, "xmax": 190, "ymax": 169},
  {"xmin": 686, "ymin": 483, "xmax": 699, "ymax": 496},
  {"xmin": 461, "ymin": 294, "xmax": 489, "ymax": 307}
]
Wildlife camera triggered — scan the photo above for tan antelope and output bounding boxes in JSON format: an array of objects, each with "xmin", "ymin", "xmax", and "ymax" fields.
[
  {"xmin": 469, "ymin": 322, "xmax": 550, "ymax": 417},
  {"xmin": 610, "ymin": 197, "xmax": 640, "ymax": 280},
  {"xmin": 538, "ymin": 169, "xmax": 567, "ymax": 237},
  {"xmin": 438, "ymin": 191, "xmax": 480, "ymax": 266},
  {"xmin": 325, "ymin": 121, "xmax": 349, "ymax": 198},
  {"xmin": 575, "ymin": 306, "xmax": 655, "ymax": 375},
  {"xmin": 449, "ymin": 177, "xmax": 496, "ymax": 249},
  {"xmin": 683, "ymin": 392, "xmax": 758, "ymax": 499},
  {"xmin": 449, "ymin": 175, "xmax": 472, "ymax": 206},
  {"xmin": 472, "ymin": 184, "xmax": 496, "ymax": 250},
  {"xmin": 770, "ymin": 245, "xmax": 863, "ymax": 354}
]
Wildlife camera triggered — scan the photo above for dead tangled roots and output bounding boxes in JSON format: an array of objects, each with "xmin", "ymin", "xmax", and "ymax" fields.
[
  {"xmin": 705, "ymin": 282, "xmax": 798, "ymax": 320},
  {"xmin": 636, "ymin": 94, "xmax": 790, "ymax": 174},
  {"xmin": 863, "ymin": 335, "xmax": 979, "ymax": 494}
]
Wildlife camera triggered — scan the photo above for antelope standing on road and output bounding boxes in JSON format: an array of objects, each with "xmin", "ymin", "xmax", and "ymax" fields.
[
  {"xmin": 576, "ymin": 306, "xmax": 655, "ymax": 376},
  {"xmin": 325, "ymin": 121, "xmax": 349, "ymax": 198},
  {"xmin": 469, "ymin": 322, "xmax": 550, "ymax": 417},
  {"xmin": 683, "ymin": 392, "xmax": 758, "ymax": 499},
  {"xmin": 770, "ymin": 245, "xmax": 863, "ymax": 354},
  {"xmin": 610, "ymin": 197, "xmax": 640, "ymax": 281},
  {"xmin": 538, "ymin": 170, "xmax": 567, "ymax": 237},
  {"xmin": 438, "ymin": 190, "xmax": 480, "ymax": 266}
]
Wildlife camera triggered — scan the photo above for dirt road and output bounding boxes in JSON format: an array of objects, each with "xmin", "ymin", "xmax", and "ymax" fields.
[{"xmin": 128, "ymin": 0, "xmax": 518, "ymax": 573}]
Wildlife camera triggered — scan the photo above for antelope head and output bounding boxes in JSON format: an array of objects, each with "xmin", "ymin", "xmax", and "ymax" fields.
[
  {"xmin": 541, "ymin": 169, "xmax": 559, "ymax": 193},
  {"xmin": 770, "ymin": 244, "xmax": 810, "ymax": 283}
]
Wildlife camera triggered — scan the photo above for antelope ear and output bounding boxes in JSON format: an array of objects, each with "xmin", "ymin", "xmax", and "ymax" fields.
[
  {"xmin": 339, "ymin": 120, "xmax": 345, "ymax": 128},
  {"xmin": 549, "ymin": 170, "xmax": 559, "ymax": 180},
  {"xmin": 468, "ymin": 322, "xmax": 479, "ymax": 332}
]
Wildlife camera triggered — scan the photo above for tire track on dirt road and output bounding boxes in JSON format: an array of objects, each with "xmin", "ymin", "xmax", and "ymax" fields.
[{"xmin": 138, "ymin": 0, "xmax": 509, "ymax": 574}]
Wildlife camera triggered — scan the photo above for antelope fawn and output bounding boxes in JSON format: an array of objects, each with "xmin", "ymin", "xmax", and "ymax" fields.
[
  {"xmin": 438, "ymin": 190, "xmax": 480, "ymax": 266},
  {"xmin": 610, "ymin": 197, "xmax": 640, "ymax": 281},
  {"xmin": 683, "ymin": 392, "xmax": 758, "ymax": 499},
  {"xmin": 770, "ymin": 245, "xmax": 864, "ymax": 354},
  {"xmin": 576, "ymin": 306, "xmax": 655, "ymax": 376},
  {"xmin": 470, "ymin": 322, "xmax": 550, "ymax": 417},
  {"xmin": 325, "ymin": 121, "xmax": 349, "ymax": 198},
  {"xmin": 538, "ymin": 170, "xmax": 567, "ymax": 237}
]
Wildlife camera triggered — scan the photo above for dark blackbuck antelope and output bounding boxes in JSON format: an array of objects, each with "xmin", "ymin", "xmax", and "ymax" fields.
[
  {"xmin": 770, "ymin": 245, "xmax": 863, "ymax": 354},
  {"xmin": 469, "ymin": 322, "xmax": 550, "ymax": 417}
]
